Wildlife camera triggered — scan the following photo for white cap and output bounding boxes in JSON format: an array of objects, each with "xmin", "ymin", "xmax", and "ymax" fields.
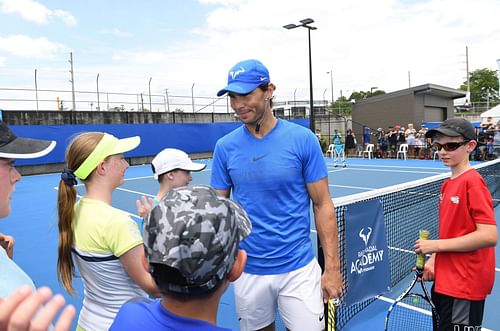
[{"xmin": 151, "ymin": 148, "xmax": 206, "ymax": 179}]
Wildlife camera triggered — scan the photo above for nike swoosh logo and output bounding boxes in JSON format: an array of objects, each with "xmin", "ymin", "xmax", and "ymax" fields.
[
  {"xmin": 252, "ymin": 154, "xmax": 266, "ymax": 162},
  {"xmin": 260, "ymin": 77, "xmax": 267, "ymax": 81},
  {"xmin": 319, "ymin": 314, "xmax": 325, "ymax": 322}
]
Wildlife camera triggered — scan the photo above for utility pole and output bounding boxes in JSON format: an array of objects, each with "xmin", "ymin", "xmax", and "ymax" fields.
[
  {"xmin": 69, "ymin": 52, "xmax": 76, "ymax": 111},
  {"xmin": 165, "ymin": 89, "xmax": 170, "ymax": 112},
  {"xmin": 34, "ymin": 69, "xmax": 39, "ymax": 111},
  {"xmin": 96, "ymin": 73, "xmax": 100, "ymax": 111},
  {"xmin": 408, "ymin": 71, "xmax": 411, "ymax": 88},
  {"xmin": 466, "ymin": 46, "xmax": 470, "ymax": 104}
]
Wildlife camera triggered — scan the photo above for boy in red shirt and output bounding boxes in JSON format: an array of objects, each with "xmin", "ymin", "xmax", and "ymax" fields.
[{"xmin": 415, "ymin": 118, "xmax": 497, "ymax": 330}]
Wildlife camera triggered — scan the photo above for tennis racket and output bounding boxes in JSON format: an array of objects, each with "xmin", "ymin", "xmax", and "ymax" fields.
[{"xmin": 384, "ymin": 230, "xmax": 439, "ymax": 330}]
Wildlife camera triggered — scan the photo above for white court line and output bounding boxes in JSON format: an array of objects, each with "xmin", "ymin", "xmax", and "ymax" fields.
[
  {"xmin": 388, "ymin": 246, "xmax": 415, "ymax": 254},
  {"xmin": 496, "ymin": 267, "xmax": 500, "ymax": 272},
  {"xmin": 116, "ymin": 187, "xmax": 155, "ymax": 197},
  {"xmin": 377, "ymin": 295, "xmax": 432, "ymax": 316},
  {"xmin": 327, "ymin": 163, "xmax": 449, "ymax": 171},
  {"xmin": 328, "ymin": 184, "xmax": 378, "ymax": 191},
  {"xmin": 329, "ymin": 167, "xmax": 444, "ymax": 175}
]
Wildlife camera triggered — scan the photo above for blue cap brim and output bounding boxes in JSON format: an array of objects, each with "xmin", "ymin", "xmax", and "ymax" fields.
[{"xmin": 217, "ymin": 81, "xmax": 263, "ymax": 97}]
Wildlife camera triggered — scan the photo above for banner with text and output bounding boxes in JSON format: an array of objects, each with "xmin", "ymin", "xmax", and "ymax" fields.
[{"xmin": 345, "ymin": 199, "xmax": 390, "ymax": 306}]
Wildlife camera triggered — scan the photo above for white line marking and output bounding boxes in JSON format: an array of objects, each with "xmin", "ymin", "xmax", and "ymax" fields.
[
  {"xmin": 328, "ymin": 167, "xmax": 444, "ymax": 175},
  {"xmin": 115, "ymin": 187, "xmax": 155, "ymax": 197},
  {"xmin": 328, "ymin": 184, "xmax": 378, "ymax": 190},
  {"xmin": 327, "ymin": 163, "xmax": 448, "ymax": 171},
  {"xmin": 388, "ymin": 246, "xmax": 415, "ymax": 254},
  {"xmin": 378, "ymin": 295, "xmax": 432, "ymax": 316}
]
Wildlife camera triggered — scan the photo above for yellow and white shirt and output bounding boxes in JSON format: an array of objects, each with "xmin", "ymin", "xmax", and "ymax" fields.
[{"xmin": 72, "ymin": 197, "xmax": 146, "ymax": 331}]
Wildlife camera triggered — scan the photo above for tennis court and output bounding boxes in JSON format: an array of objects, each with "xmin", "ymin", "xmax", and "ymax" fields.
[{"xmin": 2, "ymin": 157, "xmax": 499, "ymax": 330}]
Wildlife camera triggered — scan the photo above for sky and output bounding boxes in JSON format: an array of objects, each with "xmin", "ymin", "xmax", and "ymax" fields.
[{"xmin": 1, "ymin": 0, "xmax": 500, "ymax": 111}]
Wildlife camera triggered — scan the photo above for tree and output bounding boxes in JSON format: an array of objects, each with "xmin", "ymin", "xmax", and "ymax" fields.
[{"xmin": 459, "ymin": 68, "xmax": 499, "ymax": 104}]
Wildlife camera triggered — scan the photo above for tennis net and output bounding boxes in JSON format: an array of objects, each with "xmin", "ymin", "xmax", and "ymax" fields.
[{"xmin": 322, "ymin": 158, "xmax": 499, "ymax": 330}]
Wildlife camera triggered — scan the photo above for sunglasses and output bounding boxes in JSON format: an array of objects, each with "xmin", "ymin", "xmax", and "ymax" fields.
[{"xmin": 432, "ymin": 140, "xmax": 470, "ymax": 152}]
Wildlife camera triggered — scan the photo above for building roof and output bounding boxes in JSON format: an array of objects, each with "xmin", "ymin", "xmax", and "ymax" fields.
[{"xmin": 355, "ymin": 83, "xmax": 466, "ymax": 105}]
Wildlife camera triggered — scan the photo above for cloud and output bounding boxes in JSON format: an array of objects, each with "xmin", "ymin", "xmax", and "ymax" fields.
[
  {"xmin": 0, "ymin": 34, "xmax": 67, "ymax": 59},
  {"xmin": 0, "ymin": 0, "xmax": 76, "ymax": 26},
  {"xmin": 100, "ymin": 28, "xmax": 135, "ymax": 38},
  {"xmin": 112, "ymin": 50, "xmax": 167, "ymax": 64},
  {"xmin": 0, "ymin": 56, "xmax": 5, "ymax": 66}
]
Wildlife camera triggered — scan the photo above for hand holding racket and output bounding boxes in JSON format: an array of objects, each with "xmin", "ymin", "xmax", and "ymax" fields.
[{"xmin": 384, "ymin": 230, "xmax": 439, "ymax": 330}]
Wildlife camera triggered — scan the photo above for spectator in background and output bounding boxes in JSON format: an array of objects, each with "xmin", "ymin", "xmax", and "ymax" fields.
[
  {"xmin": 0, "ymin": 115, "xmax": 75, "ymax": 330},
  {"xmin": 332, "ymin": 129, "xmax": 342, "ymax": 146},
  {"xmin": 480, "ymin": 117, "xmax": 495, "ymax": 131},
  {"xmin": 363, "ymin": 126, "xmax": 371, "ymax": 148},
  {"xmin": 405, "ymin": 123, "xmax": 417, "ymax": 158},
  {"xmin": 388, "ymin": 126, "xmax": 398, "ymax": 158},
  {"xmin": 315, "ymin": 129, "xmax": 322, "ymax": 140},
  {"xmin": 345, "ymin": 129, "xmax": 356, "ymax": 157},
  {"xmin": 397, "ymin": 126, "xmax": 406, "ymax": 150}
]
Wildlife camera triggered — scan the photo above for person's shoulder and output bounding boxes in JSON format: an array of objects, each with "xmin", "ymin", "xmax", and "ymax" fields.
[
  {"xmin": 217, "ymin": 125, "xmax": 245, "ymax": 144},
  {"xmin": 111, "ymin": 299, "xmax": 157, "ymax": 329},
  {"xmin": 279, "ymin": 119, "xmax": 314, "ymax": 136}
]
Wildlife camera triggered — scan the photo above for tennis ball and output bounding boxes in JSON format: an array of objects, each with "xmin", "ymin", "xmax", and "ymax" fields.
[{"xmin": 412, "ymin": 297, "xmax": 419, "ymax": 305}]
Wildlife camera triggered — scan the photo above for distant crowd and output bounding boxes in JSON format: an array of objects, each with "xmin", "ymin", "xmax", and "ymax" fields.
[{"xmin": 318, "ymin": 117, "xmax": 500, "ymax": 161}]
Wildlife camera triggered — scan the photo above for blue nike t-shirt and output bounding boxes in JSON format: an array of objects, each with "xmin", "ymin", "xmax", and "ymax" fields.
[
  {"xmin": 211, "ymin": 119, "xmax": 327, "ymax": 275},
  {"xmin": 110, "ymin": 299, "xmax": 230, "ymax": 331}
]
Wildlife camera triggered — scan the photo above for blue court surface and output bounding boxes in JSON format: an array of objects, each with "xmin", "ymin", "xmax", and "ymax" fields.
[{"xmin": 2, "ymin": 157, "xmax": 499, "ymax": 330}]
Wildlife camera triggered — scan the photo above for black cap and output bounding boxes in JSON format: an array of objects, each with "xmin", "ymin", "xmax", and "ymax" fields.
[
  {"xmin": 0, "ymin": 113, "xmax": 56, "ymax": 159},
  {"xmin": 425, "ymin": 118, "xmax": 476, "ymax": 140}
]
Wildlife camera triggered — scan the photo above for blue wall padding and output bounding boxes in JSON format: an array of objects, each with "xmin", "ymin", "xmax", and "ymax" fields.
[{"xmin": 11, "ymin": 119, "xmax": 309, "ymax": 166}]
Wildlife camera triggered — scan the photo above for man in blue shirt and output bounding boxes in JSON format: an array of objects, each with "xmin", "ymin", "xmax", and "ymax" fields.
[{"xmin": 211, "ymin": 59, "xmax": 342, "ymax": 331}]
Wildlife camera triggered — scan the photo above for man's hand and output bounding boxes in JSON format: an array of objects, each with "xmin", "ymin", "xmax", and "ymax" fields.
[{"xmin": 321, "ymin": 268, "xmax": 343, "ymax": 303}]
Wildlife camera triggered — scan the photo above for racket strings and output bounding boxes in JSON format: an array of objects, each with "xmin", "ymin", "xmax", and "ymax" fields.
[{"xmin": 386, "ymin": 294, "xmax": 434, "ymax": 330}]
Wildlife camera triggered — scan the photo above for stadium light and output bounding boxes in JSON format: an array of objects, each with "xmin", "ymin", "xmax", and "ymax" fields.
[
  {"xmin": 283, "ymin": 18, "xmax": 317, "ymax": 132},
  {"xmin": 327, "ymin": 70, "xmax": 334, "ymax": 106}
]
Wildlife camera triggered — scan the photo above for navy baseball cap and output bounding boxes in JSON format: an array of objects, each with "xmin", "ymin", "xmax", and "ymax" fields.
[{"xmin": 217, "ymin": 59, "xmax": 270, "ymax": 97}]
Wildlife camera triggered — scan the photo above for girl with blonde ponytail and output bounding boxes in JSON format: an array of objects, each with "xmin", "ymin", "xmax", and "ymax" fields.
[{"xmin": 57, "ymin": 132, "xmax": 159, "ymax": 331}]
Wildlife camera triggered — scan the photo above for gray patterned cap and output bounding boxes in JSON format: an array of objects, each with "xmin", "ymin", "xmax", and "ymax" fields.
[{"xmin": 143, "ymin": 185, "xmax": 251, "ymax": 294}]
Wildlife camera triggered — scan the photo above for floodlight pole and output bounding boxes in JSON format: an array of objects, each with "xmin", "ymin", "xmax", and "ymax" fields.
[
  {"xmin": 284, "ymin": 18, "xmax": 317, "ymax": 133},
  {"xmin": 327, "ymin": 70, "xmax": 334, "ymax": 106},
  {"xmin": 96, "ymin": 73, "xmax": 100, "ymax": 111}
]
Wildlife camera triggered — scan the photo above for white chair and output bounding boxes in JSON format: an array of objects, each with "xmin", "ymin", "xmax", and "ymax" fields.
[
  {"xmin": 326, "ymin": 144, "xmax": 334, "ymax": 158},
  {"xmin": 362, "ymin": 144, "xmax": 374, "ymax": 159},
  {"xmin": 396, "ymin": 143, "xmax": 409, "ymax": 160},
  {"xmin": 433, "ymin": 150, "xmax": 439, "ymax": 160}
]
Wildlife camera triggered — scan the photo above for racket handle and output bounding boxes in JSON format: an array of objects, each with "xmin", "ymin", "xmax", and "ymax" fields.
[{"xmin": 416, "ymin": 229, "xmax": 429, "ymax": 270}]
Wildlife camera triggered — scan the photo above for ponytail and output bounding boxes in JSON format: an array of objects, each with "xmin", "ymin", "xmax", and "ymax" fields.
[
  {"xmin": 57, "ymin": 178, "xmax": 77, "ymax": 294},
  {"xmin": 56, "ymin": 132, "xmax": 103, "ymax": 295}
]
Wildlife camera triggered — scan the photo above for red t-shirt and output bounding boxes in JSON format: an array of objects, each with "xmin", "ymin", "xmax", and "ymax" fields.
[{"xmin": 434, "ymin": 168, "xmax": 496, "ymax": 300}]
